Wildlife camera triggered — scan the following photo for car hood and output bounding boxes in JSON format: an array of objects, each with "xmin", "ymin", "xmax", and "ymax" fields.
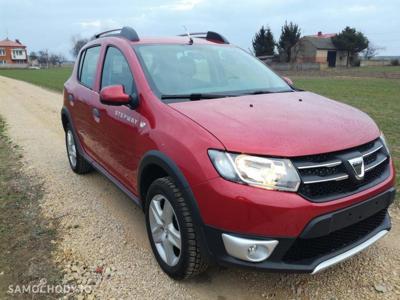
[{"xmin": 169, "ymin": 91, "xmax": 380, "ymax": 157}]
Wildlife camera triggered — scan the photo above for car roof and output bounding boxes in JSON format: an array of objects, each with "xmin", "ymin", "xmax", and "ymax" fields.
[
  {"xmin": 88, "ymin": 27, "xmax": 230, "ymax": 47},
  {"xmin": 83, "ymin": 36, "xmax": 231, "ymax": 51},
  {"xmin": 128, "ymin": 36, "xmax": 228, "ymax": 45}
]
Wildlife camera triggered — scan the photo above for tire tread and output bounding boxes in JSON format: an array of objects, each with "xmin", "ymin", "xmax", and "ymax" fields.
[{"xmin": 148, "ymin": 177, "xmax": 208, "ymax": 279}]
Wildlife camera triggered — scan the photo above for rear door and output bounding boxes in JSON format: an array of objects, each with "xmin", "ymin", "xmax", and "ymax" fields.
[{"xmin": 70, "ymin": 45, "xmax": 103, "ymax": 160}]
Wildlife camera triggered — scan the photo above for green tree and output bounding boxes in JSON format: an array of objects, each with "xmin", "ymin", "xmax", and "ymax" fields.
[
  {"xmin": 278, "ymin": 21, "xmax": 301, "ymax": 62},
  {"xmin": 29, "ymin": 51, "xmax": 38, "ymax": 61},
  {"xmin": 252, "ymin": 26, "xmax": 276, "ymax": 56},
  {"xmin": 332, "ymin": 27, "xmax": 369, "ymax": 67}
]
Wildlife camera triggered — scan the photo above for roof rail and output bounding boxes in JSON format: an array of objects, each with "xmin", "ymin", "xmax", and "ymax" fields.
[
  {"xmin": 178, "ymin": 31, "xmax": 229, "ymax": 44},
  {"xmin": 94, "ymin": 26, "xmax": 140, "ymax": 42}
]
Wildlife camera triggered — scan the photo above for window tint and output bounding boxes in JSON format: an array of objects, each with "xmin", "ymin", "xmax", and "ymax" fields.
[
  {"xmin": 101, "ymin": 47, "xmax": 134, "ymax": 95},
  {"xmin": 79, "ymin": 46, "xmax": 100, "ymax": 88}
]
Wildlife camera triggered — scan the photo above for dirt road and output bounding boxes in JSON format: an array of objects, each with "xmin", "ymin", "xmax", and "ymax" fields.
[{"xmin": 1, "ymin": 75, "xmax": 399, "ymax": 299}]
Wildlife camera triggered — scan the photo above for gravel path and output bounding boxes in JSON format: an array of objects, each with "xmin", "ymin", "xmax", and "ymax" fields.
[{"xmin": 0, "ymin": 75, "xmax": 399, "ymax": 299}]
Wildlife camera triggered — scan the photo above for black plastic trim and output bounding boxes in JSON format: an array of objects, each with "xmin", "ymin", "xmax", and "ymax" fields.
[
  {"xmin": 138, "ymin": 150, "xmax": 211, "ymax": 260},
  {"xmin": 177, "ymin": 31, "xmax": 229, "ymax": 44},
  {"xmin": 202, "ymin": 188, "xmax": 394, "ymax": 272},
  {"xmin": 94, "ymin": 26, "xmax": 140, "ymax": 42},
  {"xmin": 138, "ymin": 151, "xmax": 203, "ymax": 223},
  {"xmin": 300, "ymin": 187, "xmax": 395, "ymax": 239},
  {"xmin": 204, "ymin": 214, "xmax": 391, "ymax": 273}
]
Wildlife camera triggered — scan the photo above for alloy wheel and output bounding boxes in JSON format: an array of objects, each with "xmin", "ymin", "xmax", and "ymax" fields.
[
  {"xmin": 66, "ymin": 130, "xmax": 77, "ymax": 168},
  {"xmin": 149, "ymin": 194, "xmax": 182, "ymax": 266}
]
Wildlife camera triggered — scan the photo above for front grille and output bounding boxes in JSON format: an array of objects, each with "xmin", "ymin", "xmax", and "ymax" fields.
[
  {"xmin": 293, "ymin": 138, "xmax": 390, "ymax": 202},
  {"xmin": 283, "ymin": 209, "xmax": 387, "ymax": 264}
]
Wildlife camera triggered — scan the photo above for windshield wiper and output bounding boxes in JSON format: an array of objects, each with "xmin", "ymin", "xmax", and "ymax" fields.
[
  {"xmin": 161, "ymin": 93, "xmax": 235, "ymax": 101},
  {"xmin": 246, "ymin": 89, "xmax": 293, "ymax": 95}
]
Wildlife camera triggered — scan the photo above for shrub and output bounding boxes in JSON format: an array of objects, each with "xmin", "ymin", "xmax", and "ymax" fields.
[{"xmin": 390, "ymin": 59, "xmax": 399, "ymax": 66}]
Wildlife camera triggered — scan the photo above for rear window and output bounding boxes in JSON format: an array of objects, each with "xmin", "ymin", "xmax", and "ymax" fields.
[{"xmin": 78, "ymin": 46, "xmax": 101, "ymax": 89}]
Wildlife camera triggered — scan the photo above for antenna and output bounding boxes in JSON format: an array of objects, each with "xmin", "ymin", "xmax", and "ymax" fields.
[{"xmin": 182, "ymin": 26, "xmax": 193, "ymax": 45}]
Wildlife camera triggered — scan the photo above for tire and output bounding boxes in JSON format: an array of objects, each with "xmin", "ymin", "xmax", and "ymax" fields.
[
  {"xmin": 145, "ymin": 176, "xmax": 208, "ymax": 279},
  {"xmin": 65, "ymin": 123, "xmax": 93, "ymax": 174}
]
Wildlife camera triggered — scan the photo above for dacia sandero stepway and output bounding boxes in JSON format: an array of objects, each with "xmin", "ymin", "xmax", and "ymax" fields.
[{"xmin": 61, "ymin": 27, "xmax": 396, "ymax": 279}]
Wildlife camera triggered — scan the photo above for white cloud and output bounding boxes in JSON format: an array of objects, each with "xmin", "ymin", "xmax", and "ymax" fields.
[
  {"xmin": 147, "ymin": 0, "xmax": 203, "ymax": 12},
  {"xmin": 78, "ymin": 19, "xmax": 121, "ymax": 30},
  {"xmin": 348, "ymin": 4, "xmax": 377, "ymax": 13},
  {"xmin": 79, "ymin": 20, "xmax": 101, "ymax": 29},
  {"xmin": 171, "ymin": 0, "xmax": 203, "ymax": 11}
]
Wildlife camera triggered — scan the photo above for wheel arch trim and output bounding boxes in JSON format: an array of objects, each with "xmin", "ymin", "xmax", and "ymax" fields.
[
  {"xmin": 138, "ymin": 150, "xmax": 196, "ymax": 209},
  {"xmin": 138, "ymin": 150, "xmax": 211, "ymax": 259},
  {"xmin": 61, "ymin": 106, "xmax": 84, "ymax": 154}
]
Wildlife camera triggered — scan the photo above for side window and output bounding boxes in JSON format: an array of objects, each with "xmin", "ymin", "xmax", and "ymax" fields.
[
  {"xmin": 79, "ymin": 46, "xmax": 101, "ymax": 89},
  {"xmin": 77, "ymin": 50, "xmax": 86, "ymax": 80},
  {"xmin": 101, "ymin": 47, "xmax": 135, "ymax": 95}
]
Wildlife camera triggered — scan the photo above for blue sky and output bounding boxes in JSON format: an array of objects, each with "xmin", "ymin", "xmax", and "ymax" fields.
[{"xmin": 1, "ymin": 0, "xmax": 399, "ymax": 58}]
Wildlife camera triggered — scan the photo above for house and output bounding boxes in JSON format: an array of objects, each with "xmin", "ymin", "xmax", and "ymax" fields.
[
  {"xmin": 0, "ymin": 38, "xmax": 28, "ymax": 68},
  {"xmin": 291, "ymin": 32, "xmax": 348, "ymax": 67}
]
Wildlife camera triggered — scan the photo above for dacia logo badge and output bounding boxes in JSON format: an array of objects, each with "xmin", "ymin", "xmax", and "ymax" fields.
[{"xmin": 348, "ymin": 157, "xmax": 365, "ymax": 180}]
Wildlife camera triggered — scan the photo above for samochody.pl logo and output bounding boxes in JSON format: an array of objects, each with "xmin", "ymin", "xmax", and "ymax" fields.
[{"xmin": 7, "ymin": 278, "xmax": 92, "ymax": 295}]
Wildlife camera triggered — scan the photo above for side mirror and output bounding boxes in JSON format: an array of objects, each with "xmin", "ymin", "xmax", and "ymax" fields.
[
  {"xmin": 282, "ymin": 76, "xmax": 293, "ymax": 86},
  {"xmin": 100, "ymin": 85, "xmax": 131, "ymax": 106}
]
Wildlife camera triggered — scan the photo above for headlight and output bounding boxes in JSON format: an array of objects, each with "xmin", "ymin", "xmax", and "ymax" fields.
[
  {"xmin": 380, "ymin": 132, "xmax": 390, "ymax": 154},
  {"xmin": 208, "ymin": 150, "xmax": 301, "ymax": 192}
]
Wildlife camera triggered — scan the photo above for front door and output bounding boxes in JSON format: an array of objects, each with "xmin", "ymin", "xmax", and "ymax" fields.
[
  {"xmin": 327, "ymin": 50, "xmax": 337, "ymax": 67},
  {"xmin": 95, "ymin": 46, "xmax": 142, "ymax": 192}
]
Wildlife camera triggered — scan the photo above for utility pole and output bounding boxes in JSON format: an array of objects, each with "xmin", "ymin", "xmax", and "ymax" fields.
[{"xmin": 46, "ymin": 49, "xmax": 49, "ymax": 69}]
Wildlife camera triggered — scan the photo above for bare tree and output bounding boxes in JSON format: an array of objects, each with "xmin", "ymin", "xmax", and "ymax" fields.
[
  {"xmin": 49, "ymin": 53, "xmax": 66, "ymax": 67},
  {"xmin": 37, "ymin": 50, "xmax": 48, "ymax": 66},
  {"xmin": 71, "ymin": 36, "xmax": 89, "ymax": 58},
  {"xmin": 49, "ymin": 54, "xmax": 59, "ymax": 66},
  {"xmin": 363, "ymin": 43, "xmax": 385, "ymax": 60},
  {"xmin": 57, "ymin": 53, "xmax": 66, "ymax": 66}
]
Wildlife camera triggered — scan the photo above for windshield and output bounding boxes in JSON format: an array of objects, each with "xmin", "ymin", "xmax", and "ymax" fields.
[{"xmin": 134, "ymin": 44, "xmax": 292, "ymax": 101}]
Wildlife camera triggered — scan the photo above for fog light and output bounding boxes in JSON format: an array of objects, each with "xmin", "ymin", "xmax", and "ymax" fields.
[
  {"xmin": 247, "ymin": 244, "xmax": 268, "ymax": 261},
  {"xmin": 222, "ymin": 234, "xmax": 279, "ymax": 263},
  {"xmin": 248, "ymin": 245, "xmax": 257, "ymax": 255}
]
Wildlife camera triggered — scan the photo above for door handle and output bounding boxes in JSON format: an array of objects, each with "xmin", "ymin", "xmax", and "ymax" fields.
[{"xmin": 92, "ymin": 108, "xmax": 100, "ymax": 122}]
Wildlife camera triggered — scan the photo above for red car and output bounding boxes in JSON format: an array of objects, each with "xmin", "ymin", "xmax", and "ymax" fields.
[{"xmin": 62, "ymin": 27, "xmax": 395, "ymax": 279}]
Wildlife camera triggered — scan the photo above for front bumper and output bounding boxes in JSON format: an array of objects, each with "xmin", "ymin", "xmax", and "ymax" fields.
[
  {"xmin": 193, "ymin": 161, "xmax": 395, "ymax": 238},
  {"xmin": 202, "ymin": 188, "xmax": 395, "ymax": 273}
]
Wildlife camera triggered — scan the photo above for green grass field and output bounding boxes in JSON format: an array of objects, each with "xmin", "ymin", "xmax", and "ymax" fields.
[
  {"xmin": 0, "ymin": 66, "xmax": 398, "ymax": 196},
  {"xmin": 0, "ymin": 67, "xmax": 72, "ymax": 92}
]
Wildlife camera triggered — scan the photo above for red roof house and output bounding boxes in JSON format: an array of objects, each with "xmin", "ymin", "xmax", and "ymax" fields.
[{"xmin": 0, "ymin": 38, "xmax": 28, "ymax": 68}]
